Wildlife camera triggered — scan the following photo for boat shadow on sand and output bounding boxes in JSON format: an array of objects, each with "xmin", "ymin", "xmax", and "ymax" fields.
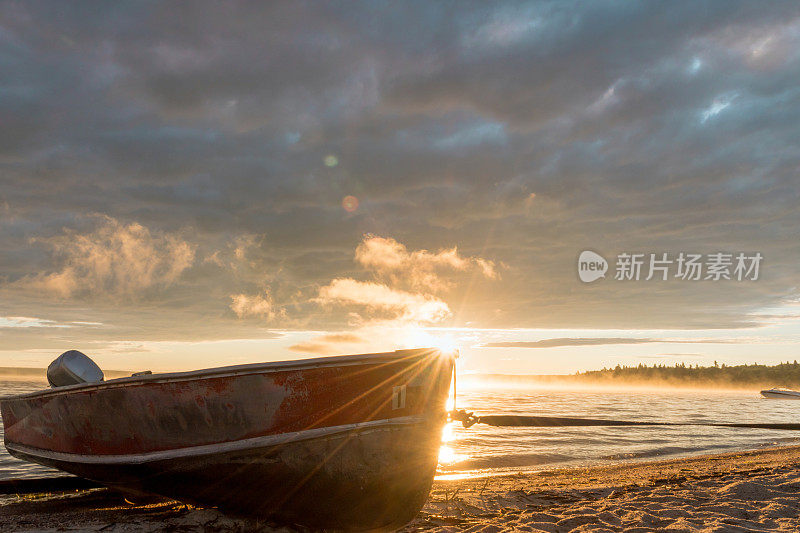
[{"xmin": 0, "ymin": 485, "xmax": 302, "ymax": 532}]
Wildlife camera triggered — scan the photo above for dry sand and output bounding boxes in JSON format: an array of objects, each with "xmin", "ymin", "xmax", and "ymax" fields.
[{"xmin": 3, "ymin": 445, "xmax": 800, "ymax": 532}]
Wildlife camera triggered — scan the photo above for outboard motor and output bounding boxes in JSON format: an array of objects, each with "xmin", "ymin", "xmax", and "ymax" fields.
[{"xmin": 47, "ymin": 350, "xmax": 104, "ymax": 388}]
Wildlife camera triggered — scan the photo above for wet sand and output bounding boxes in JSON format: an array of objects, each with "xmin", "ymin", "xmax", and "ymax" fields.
[{"xmin": 3, "ymin": 445, "xmax": 800, "ymax": 532}]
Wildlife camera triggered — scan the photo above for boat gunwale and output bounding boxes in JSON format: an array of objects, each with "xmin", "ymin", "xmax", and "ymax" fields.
[{"xmin": 0, "ymin": 348, "xmax": 440, "ymax": 402}]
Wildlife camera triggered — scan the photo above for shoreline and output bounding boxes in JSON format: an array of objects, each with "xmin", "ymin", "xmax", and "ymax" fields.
[
  {"xmin": 3, "ymin": 445, "xmax": 800, "ymax": 531},
  {"xmin": 411, "ymin": 445, "xmax": 800, "ymax": 531},
  {"xmin": 435, "ymin": 440, "xmax": 799, "ymax": 481}
]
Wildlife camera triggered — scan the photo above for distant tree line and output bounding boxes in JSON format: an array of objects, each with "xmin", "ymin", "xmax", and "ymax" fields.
[{"xmin": 572, "ymin": 361, "xmax": 800, "ymax": 388}]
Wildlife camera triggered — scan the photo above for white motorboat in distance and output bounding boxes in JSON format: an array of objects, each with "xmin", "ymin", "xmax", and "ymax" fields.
[{"xmin": 760, "ymin": 388, "xmax": 800, "ymax": 399}]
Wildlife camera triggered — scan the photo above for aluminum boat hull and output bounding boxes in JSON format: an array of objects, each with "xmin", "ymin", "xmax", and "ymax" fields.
[
  {"xmin": 1, "ymin": 348, "xmax": 453, "ymax": 530},
  {"xmin": 760, "ymin": 389, "xmax": 800, "ymax": 399}
]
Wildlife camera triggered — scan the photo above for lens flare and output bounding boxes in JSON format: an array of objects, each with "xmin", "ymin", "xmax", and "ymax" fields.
[{"xmin": 342, "ymin": 195, "xmax": 359, "ymax": 212}]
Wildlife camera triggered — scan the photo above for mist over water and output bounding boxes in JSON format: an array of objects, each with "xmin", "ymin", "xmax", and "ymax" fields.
[{"xmin": 3, "ymin": 380, "xmax": 800, "ymax": 481}]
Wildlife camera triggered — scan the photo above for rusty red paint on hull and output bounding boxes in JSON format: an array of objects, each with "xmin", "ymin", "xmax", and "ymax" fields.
[{"xmin": 1, "ymin": 348, "xmax": 453, "ymax": 530}]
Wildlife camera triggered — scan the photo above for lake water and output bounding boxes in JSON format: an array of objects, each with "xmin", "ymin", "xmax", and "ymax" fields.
[
  {"xmin": 0, "ymin": 380, "xmax": 61, "ymax": 479},
  {"xmin": 437, "ymin": 385, "xmax": 800, "ymax": 479},
  {"xmin": 2, "ymin": 380, "xmax": 799, "ymax": 481}
]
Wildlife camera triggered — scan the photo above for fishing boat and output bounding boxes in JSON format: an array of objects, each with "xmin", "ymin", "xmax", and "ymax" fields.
[
  {"xmin": 0, "ymin": 348, "xmax": 453, "ymax": 530},
  {"xmin": 760, "ymin": 388, "xmax": 800, "ymax": 399}
]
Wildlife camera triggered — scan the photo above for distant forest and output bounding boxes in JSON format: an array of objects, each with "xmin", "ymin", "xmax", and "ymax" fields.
[
  {"xmin": 573, "ymin": 361, "xmax": 800, "ymax": 388},
  {"xmin": 472, "ymin": 361, "xmax": 800, "ymax": 389}
]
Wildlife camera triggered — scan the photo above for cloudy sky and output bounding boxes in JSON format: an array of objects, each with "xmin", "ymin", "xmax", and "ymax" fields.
[{"xmin": 1, "ymin": 1, "xmax": 799, "ymax": 374}]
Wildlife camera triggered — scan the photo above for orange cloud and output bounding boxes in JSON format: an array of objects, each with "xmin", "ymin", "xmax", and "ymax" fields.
[
  {"xmin": 313, "ymin": 235, "xmax": 499, "ymax": 328},
  {"xmin": 288, "ymin": 332, "xmax": 366, "ymax": 355},
  {"xmin": 316, "ymin": 278, "xmax": 450, "ymax": 323},
  {"xmin": 287, "ymin": 342, "xmax": 336, "ymax": 355},
  {"xmin": 317, "ymin": 333, "xmax": 364, "ymax": 343},
  {"xmin": 16, "ymin": 216, "xmax": 195, "ymax": 299},
  {"xmin": 229, "ymin": 290, "xmax": 278, "ymax": 319},
  {"xmin": 355, "ymin": 235, "xmax": 498, "ymax": 291}
]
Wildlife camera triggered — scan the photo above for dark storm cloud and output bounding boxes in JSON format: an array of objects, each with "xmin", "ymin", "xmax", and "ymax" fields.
[{"xmin": 1, "ymin": 0, "xmax": 799, "ymax": 346}]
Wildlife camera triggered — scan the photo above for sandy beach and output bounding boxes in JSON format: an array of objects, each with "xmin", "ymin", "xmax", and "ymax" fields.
[{"xmin": 1, "ymin": 445, "xmax": 799, "ymax": 532}]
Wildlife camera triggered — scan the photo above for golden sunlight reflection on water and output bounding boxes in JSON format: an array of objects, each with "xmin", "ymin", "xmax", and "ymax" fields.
[{"xmin": 438, "ymin": 422, "xmax": 468, "ymax": 467}]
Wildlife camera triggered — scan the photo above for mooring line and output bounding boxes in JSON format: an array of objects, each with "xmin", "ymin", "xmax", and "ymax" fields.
[{"xmin": 449, "ymin": 410, "xmax": 800, "ymax": 431}]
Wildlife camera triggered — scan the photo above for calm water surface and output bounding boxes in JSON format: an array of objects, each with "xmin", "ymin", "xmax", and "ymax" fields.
[
  {"xmin": 2, "ymin": 380, "xmax": 799, "ymax": 480},
  {"xmin": 0, "ymin": 380, "xmax": 60, "ymax": 478},
  {"xmin": 437, "ymin": 385, "xmax": 800, "ymax": 479}
]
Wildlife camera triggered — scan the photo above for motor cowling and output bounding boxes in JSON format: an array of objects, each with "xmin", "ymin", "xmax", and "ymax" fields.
[{"xmin": 47, "ymin": 350, "xmax": 104, "ymax": 387}]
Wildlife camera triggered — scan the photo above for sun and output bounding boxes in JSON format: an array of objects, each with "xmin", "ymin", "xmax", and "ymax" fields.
[
  {"xmin": 404, "ymin": 328, "xmax": 459, "ymax": 355},
  {"xmin": 429, "ymin": 335, "xmax": 458, "ymax": 354}
]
